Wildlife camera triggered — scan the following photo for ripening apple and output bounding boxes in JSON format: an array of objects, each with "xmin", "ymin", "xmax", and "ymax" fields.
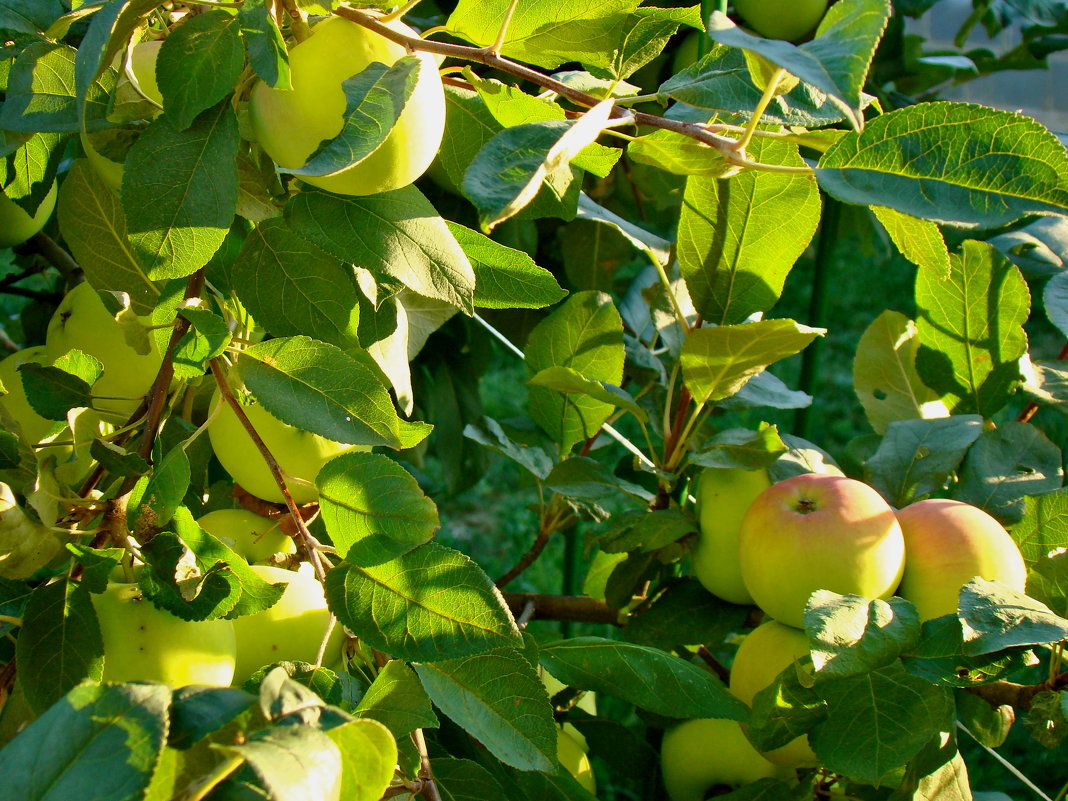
[
  {"xmin": 557, "ymin": 725, "xmax": 596, "ymax": 794},
  {"xmin": 0, "ymin": 184, "xmax": 56, "ymax": 249},
  {"xmin": 730, "ymin": 620, "xmax": 817, "ymax": 768},
  {"xmin": 0, "ymin": 346, "xmax": 58, "ymax": 444},
  {"xmin": 230, "ymin": 564, "xmax": 345, "ymax": 684},
  {"xmin": 738, "ymin": 474, "xmax": 906, "ymax": 628},
  {"xmin": 692, "ymin": 466, "xmax": 771, "ymax": 605},
  {"xmin": 207, "ymin": 386, "xmax": 356, "ymax": 504},
  {"xmin": 196, "ymin": 508, "xmax": 296, "ymax": 564},
  {"xmin": 895, "ymin": 499, "xmax": 1027, "ymax": 621},
  {"xmin": 248, "ymin": 15, "xmax": 446, "ymax": 196},
  {"xmin": 44, "ymin": 281, "xmax": 163, "ymax": 418},
  {"xmin": 733, "ymin": 0, "xmax": 829, "ymax": 41},
  {"xmin": 91, "ymin": 582, "xmax": 237, "ymax": 686},
  {"xmin": 660, "ymin": 718, "xmax": 792, "ymax": 801}
]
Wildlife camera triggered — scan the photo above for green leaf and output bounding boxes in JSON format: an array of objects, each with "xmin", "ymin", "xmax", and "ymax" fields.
[
  {"xmin": 817, "ymin": 103, "xmax": 1068, "ymax": 227},
  {"xmin": 576, "ymin": 193, "xmax": 671, "ymax": 262},
  {"xmin": 687, "ymin": 424, "xmax": 787, "ymax": 470},
  {"xmin": 853, "ymin": 310, "xmax": 946, "ymax": 435},
  {"xmin": 431, "ymin": 758, "xmax": 509, "ymax": 801},
  {"xmin": 902, "ymin": 615, "xmax": 1035, "ymax": 688},
  {"xmin": 628, "ymin": 128, "xmax": 734, "ymax": 177},
  {"xmin": 1012, "ymin": 487, "xmax": 1068, "ymax": 563},
  {"xmin": 19, "ymin": 363, "xmax": 94, "ymax": 420},
  {"xmin": 328, "ymin": 719, "xmax": 398, "ymax": 801},
  {"xmin": 545, "ymin": 456, "xmax": 655, "ymax": 503},
  {"xmin": 706, "ymin": 0, "xmax": 890, "ymax": 130},
  {"xmin": 446, "ymin": 221, "xmax": 566, "ymax": 310},
  {"xmin": 958, "ymin": 578, "xmax": 1068, "ymax": 655},
  {"xmin": 1, "ymin": 43, "xmax": 111, "ymax": 132},
  {"xmin": 597, "ymin": 508, "xmax": 696, "ymax": 554},
  {"xmin": 810, "ymin": 662, "xmax": 955, "ymax": 785},
  {"xmin": 129, "ymin": 446, "xmax": 190, "ymax": 533},
  {"xmin": 56, "ymin": 160, "xmax": 159, "ymax": 316},
  {"xmin": 286, "ymin": 57, "xmax": 420, "ymax": 179},
  {"xmin": 1043, "ymin": 270, "xmax": 1068, "ymax": 339},
  {"xmin": 157, "ymin": 9, "xmax": 244, "ymax": 131},
  {"xmin": 0, "ymin": 683, "xmax": 170, "ymax": 800},
  {"xmin": 317, "ymin": 450, "xmax": 439, "ymax": 566},
  {"xmin": 747, "ymin": 660, "xmax": 827, "ymax": 752},
  {"xmin": 0, "ymin": 0, "xmax": 64, "ymax": 34},
  {"xmin": 174, "ymin": 306, "xmax": 232, "ymax": 379},
  {"xmin": 1026, "ymin": 550, "xmax": 1068, "ymax": 618},
  {"xmin": 915, "ymin": 240, "xmax": 1029, "ymax": 416},
  {"xmin": 230, "ymin": 218, "xmax": 361, "ymax": 349},
  {"xmin": 864, "ymin": 415, "xmax": 983, "ymax": 508},
  {"xmin": 609, "ymin": 5, "xmax": 702, "ymax": 80},
  {"xmin": 217, "ymin": 725, "xmax": 343, "ymax": 801},
  {"xmin": 72, "ymin": 0, "xmax": 160, "ymax": 107},
  {"xmin": 414, "ymin": 647, "xmax": 557, "ymax": 772},
  {"xmin": 539, "ymin": 636, "xmax": 748, "ymax": 721},
  {"xmin": 622, "ymin": 578, "xmax": 749, "ymax": 651},
  {"xmin": 870, "ymin": 207, "xmax": 950, "ymax": 277},
  {"xmin": 462, "ymin": 417, "xmax": 554, "ymax": 480},
  {"xmin": 326, "ymin": 543, "xmax": 521, "ymax": 662},
  {"xmin": 436, "ymin": 85, "xmax": 502, "ymax": 193},
  {"xmin": 679, "ymin": 320, "xmax": 823, "ymax": 404},
  {"xmin": 4, "ymin": 131, "xmax": 64, "ymax": 216},
  {"xmin": 123, "ymin": 100, "xmax": 239, "ymax": 280},
  {"xmin": 354, "ymin": 659, "xmax": 438, "ymax": 737},
  {"xmin": 804, "ymin": 592, "xmax": 922, "ymax": 682},
  {"xmin": 15, "ymin": 580, "xmax": 104, "ymax": 713},
  {"xmin": 285, "ymin": 186, "xmax": 476, "ymax": 313},
  {"xmin": 239, "ymin": 0, "xmax": 290, "ymax": 89},
  {"xmin": 677, "ymin": 138, "xmax": 820, "ymax": 325},
  {"xmin": 528, "ymin": 366, "xmax": 646, "ymax": 423},
  {"xmin": 237, "ymin": 336, "xmax": 431, "ymax": 449},
  {"xmin": 525, "ymin": 291, "xmax": 625, "ymax": 454},
  {"xmin": 1024, "ymin": 691, "xmax": 1068, "ymax": 749}
]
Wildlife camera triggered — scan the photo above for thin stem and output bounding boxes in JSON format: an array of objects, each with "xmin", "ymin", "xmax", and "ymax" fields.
[
  {"xmin": 411, "ymin": 728, "xmax": 443, "ymax": 801},
  {"xmin": 496, "ymin": 502, "xmax": 563, "ymax": 588},
  {"xmin": 666, "ymin": 400, "xmax": 707, "ymax": 471},
  {"xmin": 734, "ymin": 67, "xmax": 788, "ymax": 153},
  {"xmin": 652, "ymin": 254, "xmax": 689, "ymax": 332},
  {"xmin": 380, "ymin": 0, "xmax": 424, "ymax": 23},
  {"xmin": 28, "ymin": 232, "xmax": 80, "ymax": 283},
  {"xmin": 612, "ymin": 92, "xmax": 662, "ymax": 106},
  {"xmin": 488, "ymin": 0, "xmax": 521, "ymax": 54},
  {"xmin": 0, "ymin": 615, "xmax": 22, "ymax": 627}
]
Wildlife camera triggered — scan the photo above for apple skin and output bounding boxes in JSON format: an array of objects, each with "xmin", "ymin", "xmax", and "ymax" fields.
[
  {"xmin": 733, "ymin": 0, "xmax": 829, "ymax": 41},
  {"xmin": 0, "ymin": 346, "xmax": 58, "ymax": 444},
  {"xmin": 207, "ymin": 387, "xmax": 358, "ymax": 504},
  {"xmin": 230, "ymin": 564, "xmax": 345, "ymax": 684},
  {"xmin": 0, "ymin": 183, "xmax": 56, "ymax": 249},
  {"xmin": 196, "ymin": 508, "xmax": 296, "ymax": 564},
  {"xmin": 91, "ymin": 583, "xmax": 237, "ymax": 686},
  {"xmin": 895, "ymin": 499, "xmax": 1027, "ymax": 621},
  {"xmin": 557, "ymin": 725, "xmax": 596, "ymax": 794},
  {"xmin": 738, "ymin": 474, "xmax": 906, "ymax": 628},
  {"xmin": 660, "ymin": 718, "xmax": 792, "ymax": 801},
  {"xmin": 44, "ymin": 281, "xmax": 163, "ymax": 418},
  {"xmin": 693, "ymin": 466, "xmax": 771, "ymax": 605},
  {"xmin": 730, "ymin": 620, "xmax": 817, "ymax": 768},
  {"xmin": 249, "ymin": 15, "xmax": 446, "ymax": 196}
]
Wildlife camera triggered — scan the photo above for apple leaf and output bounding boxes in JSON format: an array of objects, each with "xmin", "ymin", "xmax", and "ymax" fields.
[
  {"xmin": 328, "ymin": 719, "xmax": 398, "ymax": 801},
  {"xmin": 747, "ymin": 660, "xmax": 827, "ymax": 752},
  {"xmin": 72, "ymin": 0, "xmax": 159, "ymax": 105},
  {"xmin": 18, "ymin": 361, "xmax": 96, "ymax": 420},
  {"xmin": 236, "ymin": 336, "xmax": 432, "ymax": 450},
  {"xmin": 678, "ymin": 138, "xmax": 820, "ymax": 325},
  {"xmin": 597, "ymin": 508, "xmax": 696, "ymax": 554},
  {"xmin": 545, "ymin": 457, "xmax": 654, "ymax": 504},
  {"xmin": 622, "ymin": 578, "xmax": 749, "ymax": 651},
  {"xmin": 539, "ymin": 636, "xmax": 748, "ymax": 721},
  {"xmin": 128, "ymin": 445, "xmax": 190, "ymax": 534},
  {"xmin": 217, "ymin": 725, "xmax": 343, "ymax": 801},
  {"xmin": 901, "ymin": 615, "xmax": 1035, "ymax": 688},
  {"xmin": 413, "ymin": 647, "xmax": 557, "ymax": 772},
  {"xmin": 0, "ymin": 682, "xmax": 170, "ymax": 800},
  {"xmin": 713, "ymin": 779, "xmax": 795, "ymax": 801},
  {"xmin": 809, "ymin": 662, "xmax": 954, "ymax": 785},
  {"xmin": 529, "ymin": 367, "xmax": 646, "ymax": 423},
  {"xmin": 285, "ymin": 186, "xmax": 476, "ymax": 313},
  {"xmin": 628, "ymin": 128, "xmax": 735, "ymax": 177},
  {"xmin": 325, "ymin": 542, "xmax": 521, "ymax": 662},
  {"xmin": 525, "ymin": 291, "xmax": 625, "ymax": 454},
  {"xmin": 0, "ymin": 0, "xmax": 63, "ymax": 35},
  {"xmin": 687, "ymin": 424, "xmax": 787, "ymax": 470},
  {"xmin": 0, "ymin": 43, "xmax": 112, "ymax": 132},
  {"xmin": 679, "ymin": 319, "xmax": 823, "ymax": 405},
  {"xmin": 608, "ymin": 5, "xmax": 702, "ymax": 80},
  {"xmin": 156, "ymin": 9, "xmax": 244, "ymax": 131},
  {"xmin": 169, "ymin": 685, "xmax": 255, "ymax": 750},
  {"xmin": 958, "ymin": 578, "xmax": 1068, "ymax": 656},
  {"xmin": 430, "ymin": 758, "xmax": 509, "ymax": 801},
  {"xmin": 173, "ymin": 307, "xmax": 232, "ymax": 379},
  {"xmin": 1026, "ymin": 550, "xmax": 1068, "ymax": 618},
  {"xmin": 317, "ymin": 450, "xmax": 440, "ymax": 566},
  {"xmin": 229, "ymin": 218, "xmax": 361, "ymax": 350},
  {"xmin": 1011, "ymin": 487, "xmax": 1068, "ymax": 564},
  {"xmin": 238, "ymin": 0, "xmax": 289, "ymax": 89},
  {"xmin": 286, "ymin": 57, "xmax": 420, "ymax": 179},
  {"xmin": 437, "ymin": 85, "xmax": 502, "ymax": 193},
  {"xmin": 461, "ymin": 417, "xmax": 555, "ymax": 481},
  {"xmin": 803, "ymin": 592, "xmax": 922, "ymax": 683},
  {"xmin": 720, "ymin": 370, "xmax": 813, "ymax": 412},
  {"xmin": 870, "ymin": 207, "xmax": 950, "ymax": 278},
  {"xmin": 354, "ymin": 660, "xmax": 438, "ymax": 738},
  {"xmin": 4, "ymin": 130, "xmax": 62, "ymax": 216},
  {"xmin": 15, "ymin": 580, "xmax": 104, "ymax": 714},
  {"xmin": 123, "ymin": 100, "xmax": 239, "ymax": 280}
]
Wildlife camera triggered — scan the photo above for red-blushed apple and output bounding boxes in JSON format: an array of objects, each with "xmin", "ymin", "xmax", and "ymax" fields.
[
  {"xmin": 730, "ymin": 619, "xmax": 817, "ymax": 768},
  {"xmin": 693, "ymin": 466, "xmax": 772, "ymax": 604},
  {"xmin": 660, "ymin": 717, "xmax": 792, "ymax": 801},
  {"xmin": 895, "ymin": 499, "xmax": 1027, "ymax": 621},
  {"xmin": 738, "ymin": 474, "xmax": 905, "ymax": 628}
]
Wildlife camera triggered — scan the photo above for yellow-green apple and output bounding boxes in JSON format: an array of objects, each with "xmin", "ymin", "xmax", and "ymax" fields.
[
  {"xmin": 738, "ymin": 474, "xmax": 905, "ymax": 628},
  {"xmin": 196, "ymin": 508, "xmax": 296, "ymax": 564},
  {"xmin": 230, "ymin": 564, "xmax": 345, "ymax": 683},
  {"xmin": 248, "ymin": 15, "xmax": 446, "ymax": 196},
  {"xmin": 91, "ymin": 582, "xmax": 237, "ymax": 686},
  {"xmin": 660, "ymin": 717, "xmax": 792, "ymax": 801},
  {"xmin": 0, "ymin": 346, "xmax": 58, "ymax": 444},
  {"xmin": 693, "ymin": 466, "xmax": 771, "ymax": 604},
  {"xmin": 44, "ymin": 281, "xmax": 162, "ymax": 418},
  {"xmin": 730, "ymin": 620, "xmax": 817, "ymax": 767},
  {"xmin": 895, "ymin": 499, "xmax": 1027, "ymax": 621},
  {"xmin": 557, "ymin": 725, "xmax": 596, "ymax": 793},
  {"xmin": 207, "ymin": 386, "xmax": 356, "ymax": 504},
  {"xmin": 733, "ymin": 0, "xmax": 829, "ymax": 41},
  {"xmin": 0, "ymin": 183, "xmax": 56, "ymax": 249}
]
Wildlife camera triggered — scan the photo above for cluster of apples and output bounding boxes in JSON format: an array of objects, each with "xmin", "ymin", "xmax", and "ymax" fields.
[{"xmin": 662, "ymin": 469, "xmax": 1028, "ymax": 799}]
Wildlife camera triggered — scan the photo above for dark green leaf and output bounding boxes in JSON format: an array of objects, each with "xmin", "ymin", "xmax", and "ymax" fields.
[
  {"xmin": 902, "ymin": 615, "xmax": 1036, "ymax": 687},
  {"xmin": 1, "ymin": 43, "xmax": 111, "ymax": 132},
  {"xmin": 623, "ymin": 578, "xmax": 749, "ymax": 650},
  {"xmin": 1012, "ymin": 487, "xmax": 1068, "ymax": 563},
  {"xmin": 447, "ymin": 222, "xmax": 566, "ymax": 310},
  {"xmin": 239, "ymin": 0, "xmax": 290, "ymax": 89},
  {"xmin": 354, "ymin": 660, "xmax": 437, "ymax": 737},
  {"xmin": 462, "ymin": 417, "xmax": 554, "ymax": 480},
  {"xmin": 958, "ymin": 578, "xmax": 1068, "ymax": 655},
  {"xmin": 169, "ymin": 685, "xmax": 255, "ymax": 749},
  {"xmin": 19, "ymin": 363, "xmax": 93, "ymax": 420},
  {"xmin": 687, "ymin": 424, "xmax": 787, "ymax": 470}
]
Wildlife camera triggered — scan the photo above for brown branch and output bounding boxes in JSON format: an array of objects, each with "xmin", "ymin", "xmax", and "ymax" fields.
[
  {"xmin": 496, "ymin": 517, "xmax": 555, "ymax": 589},
  {"xmin": 965, "ymin": 669, "xmax": 1068, "ymax": 711},
  {"xmin": 697, "ymin": 645, "xmax": 731, "ymax": 684},
  {"xmin": 28, "ymin": 232, "xmax": 80, "ymax": 282},
  {"xmin": 502, "ymin": 592, "xmax": 622, "ymax": 625},
  {"xmin": 411, "ymin": 728, "xmax": 443, "ymax": 801}
]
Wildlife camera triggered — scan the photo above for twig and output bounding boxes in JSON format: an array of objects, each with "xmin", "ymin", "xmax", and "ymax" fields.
[
  {"xmin": 502, "ymin": 592, "xmax": 621, "ymax": 625},
  {"xmin": 496, "ymin": 512, "xmax": 556, "ymax": 589},
  {"xmin": 965, "ymin": 669, "xmax": 1068, "ymax": 711},
  {"xmin": 28, "ymin": 232, "xmax": 80, "ymax": 282},
  {"xmin": 696, "ymin": 645, "xmax": 730, "ymax": 683},
  {"xmin": 411, "ymin": 728, "xmax": 443, "ymax": 801}
]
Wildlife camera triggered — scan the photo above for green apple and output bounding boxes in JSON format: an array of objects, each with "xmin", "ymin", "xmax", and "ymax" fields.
[
  {"xmin": 207, "ymin": 386, "xmax": 357, "ymax": 504},
  {"xmin": 733, "ymin": 0, "xmax": 829, "ymax": 41},
  {"xmin": 44, "ymin": 281, "xmax": 163, "ymax": 418},
  {"xmin": 738, "ymin": 474, "xmax": 905, "ymax": 628},
  {"xmin": 0, "ymin": 346, "xmax": 58, "ymax": 444},
  {"xmin": 0, "ymin": 183, "xmax": 56, "ymax": 249},
  {"xmin": 660, "ymin": 717, "xmax": 792, "ymax": 801},
  {"xmin": 91, "ymin": 582, "xmax": 237, "ymax": 686},
  {"xmin": 249, "ymin": 15, "xmax": 446, "ymax": 196},
  {"xmin": 557, "ymin": 725, "xmax": 596, "ymax": 794},
  {"xmin": 692, "ymin": 466, "xmax": 771, "ymax": 605},
  {"xmin": 896, "ymin": 499, "xmax": 1027, "ymax": 621},
  {"xmin": 230, "ymin": 564, "xmax": 345, "ymax": 683},
  {"xmin": 196, "ymin": 508, "xmax": 296, "ymax": 564},
  {"xmin": 730, "ymin": 620, "xmax": 817, "ymax": 768}
]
